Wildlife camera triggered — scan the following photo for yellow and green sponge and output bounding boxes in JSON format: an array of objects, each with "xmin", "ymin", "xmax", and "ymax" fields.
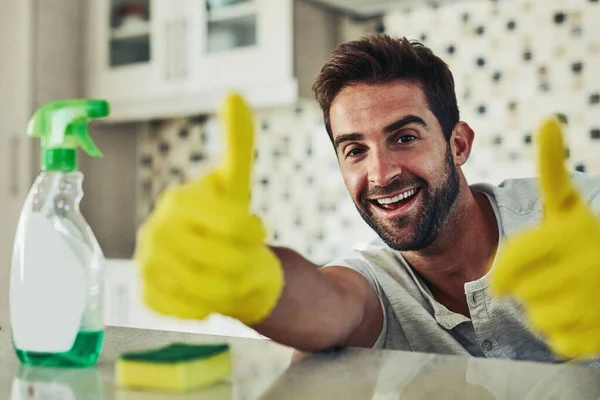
[{"xmin": 116, "ymin": 343, "xmax": 232, "ymax": 393}]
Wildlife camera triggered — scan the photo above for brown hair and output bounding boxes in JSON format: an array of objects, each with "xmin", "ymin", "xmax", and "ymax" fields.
[{"xmin": 312, "ymin": 34, "xmax": 459, "ymax": 141}]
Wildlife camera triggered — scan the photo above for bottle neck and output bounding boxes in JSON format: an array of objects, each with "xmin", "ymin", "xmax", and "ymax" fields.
[
  {"xmin": 33, "ymin": 171, "xmax": 84, "ymax": 215},
  {"xmin": 42, "ymin": 148, "xmax": 77, "ymax": 172}
]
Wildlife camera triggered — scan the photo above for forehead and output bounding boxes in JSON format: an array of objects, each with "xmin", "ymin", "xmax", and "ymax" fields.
[{"xmin": 329, "ymin": 81, "xmax": 431, "ymax": 136}]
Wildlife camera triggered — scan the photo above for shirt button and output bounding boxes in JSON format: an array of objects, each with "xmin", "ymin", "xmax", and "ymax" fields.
[
  {"xmin": 471, "ymin": 293, "xmax": 478, "ymax": 304},
  {"xmin": 482, "ymin": 340, "xmax": 493, "ymax": 352}
]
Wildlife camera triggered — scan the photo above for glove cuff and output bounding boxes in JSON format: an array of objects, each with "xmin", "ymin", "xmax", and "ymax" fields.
[{"xmin": 237, "ymin": 249, "xmax": 285, "ymax": 325}]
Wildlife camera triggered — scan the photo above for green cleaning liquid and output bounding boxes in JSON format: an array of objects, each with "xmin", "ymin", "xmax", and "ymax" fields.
[{"xmin": 15, "ymin": 330, "xmax": 104, "ymax": 368}]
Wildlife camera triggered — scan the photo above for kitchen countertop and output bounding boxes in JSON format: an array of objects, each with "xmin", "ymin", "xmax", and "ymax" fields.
[{"xmin": 1, "ymin": 326, "xmax": 599, "ymax": 399}]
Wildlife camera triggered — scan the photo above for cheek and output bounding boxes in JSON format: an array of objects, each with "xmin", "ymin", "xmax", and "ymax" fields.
[
  {"xmin": 341, "ymin": 167, "xmax": 366, "ymax": 202},
  {"xmin": 405, "ymin": 148, "xmax": 449, "ymax": 187},
  {"xmin": 418, "ymin": 157, "xmax": 440, "ymax": 178},
  {"xmin": 424, "ymin": 151, "xmax": 452, "ymax": 186}
]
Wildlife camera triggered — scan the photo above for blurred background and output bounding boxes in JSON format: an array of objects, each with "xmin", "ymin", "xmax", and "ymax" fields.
[{"xmin": 1, "ymin": 0, "xmax": 599, "ymax": 332}]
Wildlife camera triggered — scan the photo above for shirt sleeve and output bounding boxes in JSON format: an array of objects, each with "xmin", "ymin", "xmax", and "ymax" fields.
[
  {"xmin": 322, "ymin": 257, "xmax": 388, "ymax": 349},
  {"xmin": 589, "ymin": 192, "xmax": 600, "ymax": 215},
  {"xmin": 574, "ymin": 174, "xmax": 600, "ymax": 213}
]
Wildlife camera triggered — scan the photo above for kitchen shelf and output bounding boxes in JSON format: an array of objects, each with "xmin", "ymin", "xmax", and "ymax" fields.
[
  {"xmin": 207, "ymin": 2, "xmax": 256, "ymax": 22},
  {"xmin": 86, "ymin": 0, "xmax": 345, "ymax": 120},
  {"xmin": 110, "ymin": 24, "xmax": 150, "ymax": 41}
]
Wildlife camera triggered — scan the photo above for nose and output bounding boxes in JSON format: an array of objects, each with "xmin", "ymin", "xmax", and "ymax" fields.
[{"xmin": 367, "ymin": 148, "xmax": 401, "ymax": 186}]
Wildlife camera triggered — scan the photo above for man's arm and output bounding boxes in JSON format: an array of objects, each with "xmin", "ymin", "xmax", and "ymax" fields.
[{"xmin": 253, "ymin": 246, "xmax": 384, "ymax": 352}]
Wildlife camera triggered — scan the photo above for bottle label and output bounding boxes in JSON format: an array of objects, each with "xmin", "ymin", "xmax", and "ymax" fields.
[{"xmin": 10, "ymin": 213, "xmax": 87, "ymax": 353}]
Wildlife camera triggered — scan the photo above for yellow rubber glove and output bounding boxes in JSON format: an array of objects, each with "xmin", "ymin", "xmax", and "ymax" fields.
[
  {"xmin": 491, "ymin": 116, "xmax": 600, "ymax": 359},
  {"xmin": 134, "ymin": 93, "xmax": 284, "ymax": 325}
]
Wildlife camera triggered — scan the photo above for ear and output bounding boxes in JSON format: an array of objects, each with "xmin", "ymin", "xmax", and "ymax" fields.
[{"xmin": 449, "ymin": 122, "xmax": 474, "ymax": 166}]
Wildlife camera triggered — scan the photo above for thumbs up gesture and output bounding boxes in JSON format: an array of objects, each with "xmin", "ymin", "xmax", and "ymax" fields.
[
  {"xmin": 134, "ymin": 94, "xmax": 283, "ymax": 325},
  {"xmin": 491, "ymin": 117, "xmax": 600, "ymax": 359}
]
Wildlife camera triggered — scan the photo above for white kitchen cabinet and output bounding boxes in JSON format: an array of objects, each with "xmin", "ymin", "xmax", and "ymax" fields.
[
  {"xmin": 86, "ymin": 0, "xmax": 191, "ymax": 103},
  {"xmin": 0, "ymin": 0, "xmax": 34, "ymax": 326},
  {"xmin": 85, "ymin": 0, "xmax": 341, "ymax": 121},
  {"xmin": 104, "ymin": 259, "xmax": 264, "ymax": 339},
  {"xmin": 190, "ymin": 0, "xmax": 293, "ymax": 92},
  {"xmin": 1, "ymin": 0, "xmax": 95, "ymax": 326}
]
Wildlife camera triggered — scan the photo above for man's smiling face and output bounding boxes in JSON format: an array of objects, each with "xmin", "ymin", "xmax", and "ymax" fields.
[{"xmin": 330, "ymin": 80, "xmax": 461, "ymax": 251}]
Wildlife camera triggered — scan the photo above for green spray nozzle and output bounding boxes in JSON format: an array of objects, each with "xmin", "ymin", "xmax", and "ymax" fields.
[{"xmin": 27, "ymin": 99, "xmax": 110, "ymax": 171}]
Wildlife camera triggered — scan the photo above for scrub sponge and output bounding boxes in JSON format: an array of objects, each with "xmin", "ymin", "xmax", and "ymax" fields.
[{"xmin": 116, "ymin": 343, "xmax": 232, "ymax": 392}]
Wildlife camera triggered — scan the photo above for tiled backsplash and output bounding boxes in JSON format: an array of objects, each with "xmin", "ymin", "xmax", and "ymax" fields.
[
  {"xmin": 136, "ymin": 102, "xmax": 376, "ymax": 265},
  {"xmin": 385, "ymin": 0, "xmax": 600, "ymax": 184},
  {"xmin": 137, "ymin": 0, "xmax": 600, "ymax": 265}
]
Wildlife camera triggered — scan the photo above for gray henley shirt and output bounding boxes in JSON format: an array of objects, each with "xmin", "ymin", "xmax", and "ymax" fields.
[{"xmin": 325, "ymin": 174, "xmax": 600, "ymax": 366}]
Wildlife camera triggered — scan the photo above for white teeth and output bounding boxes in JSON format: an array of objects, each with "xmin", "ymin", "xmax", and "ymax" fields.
[{"xmin": 376, "ymin": 189, "xmax": 417, "ymax": 205}]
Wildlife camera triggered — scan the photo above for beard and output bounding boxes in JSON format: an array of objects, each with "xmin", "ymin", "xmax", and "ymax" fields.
[{"xmin": 356, "ymin": 145, "xmax": 460, "ymax": 252}]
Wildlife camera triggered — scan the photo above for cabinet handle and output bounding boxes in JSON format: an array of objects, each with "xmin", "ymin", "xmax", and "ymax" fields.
[
  {"xmin": 9, "ymin": 136, "xmax": 19, "ymax": 197},
  {"xmin": 174, "ymin": 20, "xmax": 182, "ymax": 80},
  {"xmin": 173, "ymin": 18, "xmax": 186, "ymax": 80},
  {"xmin": 165, "ymin": 21, "xmax": 173, "ymax": 80},
  {"xmin": 180, "ymin": 18, "xmax": 188, "ymax": 79}
]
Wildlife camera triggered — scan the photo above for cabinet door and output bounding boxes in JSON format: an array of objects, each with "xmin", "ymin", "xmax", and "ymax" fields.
[
  {"xmin": 159, "ymin": 0, "xmax": 196, "ymax": 96},
  {"xmin": 0, "ymin": 0, "xmax": 33, "ymax": 325},
  {"xmin": 86, "ymin": 0, "xmax": 176, "ymax": 102},
  {"xmin": 190, "ymin": 0, "xmax": 294, "ymax": 92}
]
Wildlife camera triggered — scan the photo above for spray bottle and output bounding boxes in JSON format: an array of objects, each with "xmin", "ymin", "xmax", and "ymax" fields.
[{"xmin": 10, "ymin": 99, "xmax": 110, "ymax": 367}]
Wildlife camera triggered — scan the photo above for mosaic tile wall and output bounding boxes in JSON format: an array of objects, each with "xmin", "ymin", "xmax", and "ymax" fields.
[
  {"xmin": 385, "ymin": 0, "xmax": 600, "ymax": 184},
  {"xmin": 137, "ymin": 0, "xmax": 600, "ymax": 265},
  {"xmin": 136, "ymin": 102, "xmax": 375, "ymax": 265}
]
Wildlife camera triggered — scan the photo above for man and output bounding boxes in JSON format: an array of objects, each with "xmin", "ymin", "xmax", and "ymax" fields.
[{"xmin": 135, "ymin": 34, "xmax": 600, "ymax": 364}]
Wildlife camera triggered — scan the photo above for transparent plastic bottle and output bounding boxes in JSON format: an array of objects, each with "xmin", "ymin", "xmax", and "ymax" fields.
[
  {"xmin": 10, "ymin": 100, "xmax": 110, "ymax": 368},
  {"xmin": 11, "ymin": 364, "xmax": 103, "ymax": 399}
]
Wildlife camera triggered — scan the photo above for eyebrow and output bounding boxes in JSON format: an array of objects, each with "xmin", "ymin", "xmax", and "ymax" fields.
[
  {"xmin": 383, "ymin": 114, "xmax": 427, "ymax": 134},
  {"xmin": 333, "ymin": 114, "xmax": 428, "ymax": 151}
]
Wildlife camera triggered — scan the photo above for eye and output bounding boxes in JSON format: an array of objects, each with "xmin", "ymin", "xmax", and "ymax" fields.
[
  {"xmin": 396, "ymin": 134, "xmax": 416, "ymax": 144},
  {"xmin": 345, "ymin": 147, "xmax": 365, "ymax": 158}
]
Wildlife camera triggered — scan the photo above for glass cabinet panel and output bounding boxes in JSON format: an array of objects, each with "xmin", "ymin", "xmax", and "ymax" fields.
[
  {"xmin": 206, "ymin": 0, "xmax": 257, "ymax": 53},
  {"xmin": 109, "ymin": 0, "xmax": 152, "ymax": 67}
]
